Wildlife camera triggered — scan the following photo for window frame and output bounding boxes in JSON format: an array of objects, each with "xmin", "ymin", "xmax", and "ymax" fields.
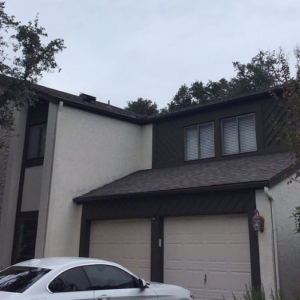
[
  {"xmin": 46, "ymin": 264, "xmax": 139, "ymax": 294},
  {"xmin": 46, "ymin": 266, "xmax": 92, "ymax": 294},
  {"xmin": 184, "ymin": 121, "xmax": 215, "ymax": 161},
  {"xmin": 83, "ymin": 264, "xmax": 139, "ymax": 291},
  {"xmin": 221, "ymin": 113, "xmax": 257, "ymax": 156},
  {"xmin": 27, "ymin": 122, "xmax": 47, "ymax": 160}
]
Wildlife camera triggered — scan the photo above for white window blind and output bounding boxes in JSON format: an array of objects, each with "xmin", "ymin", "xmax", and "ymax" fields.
[
  {"xmin": 239, "ymin": 115, "xmax": 257, "ymax": 152},
  {"xmin": 199, "ymin": 123, "xmax": 214, "ymax": 158},
  {"xmin": 222, "ymin": 114, "xmax": 256, "ymax": 155},
  {"xmin": 185, "ymin": 122, "xmax": 215, "ymax": 160},
  {"xmin": 222, "ymin": 118, "xmax": 239, "ymax": 155},
  {"xmin": 186, "ymin": 126, "xmax": 198, "ymax": 160}
]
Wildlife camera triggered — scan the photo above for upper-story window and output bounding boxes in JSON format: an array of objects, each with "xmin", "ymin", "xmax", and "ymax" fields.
[
  {"xmin": 221, "ymin": 114, "xmax": 257, "ymax": 156},
  {"xmin": 185, "ymin": 122, "xmax": 215, "ymax": 161},
  {"xmin": 27, "ymin": 123, "xmax": 47, "ymax": 160}
]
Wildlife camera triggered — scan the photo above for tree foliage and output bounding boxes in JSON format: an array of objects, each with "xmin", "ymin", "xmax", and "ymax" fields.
[
  {"xmin": 0, "ymin": 2, "xmax": 65, "ymax": 131},
  {"xmin": 166, "ymin": 50, "xmax": 285, "ymax": 112},
  {"xmin": 125, "ymin": 97, "xmax": 159, "ymax": 116},
  {"xmin": 291, "ymin": 206, "xmax": 300, "ymax": 235},
  {"xmin": 124, "ymin": 50, "xmax": 287, "ymax": 115}
]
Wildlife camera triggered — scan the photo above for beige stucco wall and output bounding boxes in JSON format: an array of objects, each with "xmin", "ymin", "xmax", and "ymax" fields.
[
  {"xmin": 256, "ymin": 178, "xmax": 300, "ymax": 300},
  {"xmin": 42, "ymin": 104, "xmax": 153, "ymax": 258},
  {"xmin": 0, "ymin": 109, "xmax": 27, "ymax": 268},
  {"xmin": 0, "ymin": 129, "xmax": 10, "ymax": 226},
  {"xmin": 269, "ymin": 178, "xmax": 300, "ymax": 299}
]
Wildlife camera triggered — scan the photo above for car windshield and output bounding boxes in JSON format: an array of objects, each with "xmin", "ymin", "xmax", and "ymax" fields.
[{"xmin": 0, "ymin": 266, "xmax": 50, "ymax": 293}]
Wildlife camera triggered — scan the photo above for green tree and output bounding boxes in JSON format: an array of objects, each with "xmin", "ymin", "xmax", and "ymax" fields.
[
  {"xmin": 291, "ymin": 206, "xmax": 300, "ymax": 235},
  {"xmin": 125, "ymin": 97, "xmax": 159, "ymax": 116},
  {"xmin": 167, "ymin": 84, "xmax": 195, "ymax": 112},
  {"xmin": 166, "ymin": 50, "xmax": 283, "ymax": 112},
  {"xmin": 0, "ymin": 2, "xmax": 65, "ymax": 131}
]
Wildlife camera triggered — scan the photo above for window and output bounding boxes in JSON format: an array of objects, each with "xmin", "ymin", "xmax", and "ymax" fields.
[
  {"xmin": 185, "ymin": 122, "xmax": 215, "ymax": 161},
  {"xmin": 83, "ymin": 265, "xmax": 137, "ymax": 290},
  {"xmin": 48, "ymin": 267, "xmax": 91, "ymax": 293},
  {"xmin": 27, "ymin": 123, "xmax": 47, "ymax": 160},
  {"xmin": 13, "ymin": 217, "xmax": 38, "ymax": 264},
  {"xmin": 0, "ymin": 266, "xmax": 50, "ymax": 293},
  {"xmin": 222, "ymin": 114, "xmax": 257, "ymax": 155}
]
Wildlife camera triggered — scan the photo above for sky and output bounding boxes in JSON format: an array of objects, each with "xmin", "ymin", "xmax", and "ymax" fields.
[{"xmin": 5, "ymin": 0, "xmax": 300, "ymax": 109}]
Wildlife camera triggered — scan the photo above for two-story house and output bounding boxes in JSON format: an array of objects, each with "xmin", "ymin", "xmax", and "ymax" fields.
[{"xmin": 0, "ymin": 84, "xmax": 299, "ymax": 300}]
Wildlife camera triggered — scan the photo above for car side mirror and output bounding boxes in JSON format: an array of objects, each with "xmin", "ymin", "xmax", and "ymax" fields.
[{"xmin": 138, "ymin": 278, "xmax": 147, "ymax": 289}]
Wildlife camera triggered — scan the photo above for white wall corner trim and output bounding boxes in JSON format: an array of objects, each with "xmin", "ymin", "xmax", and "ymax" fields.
[{"xmin": 255, "ymin": 189, "xmax": 276, "ymax": 299}]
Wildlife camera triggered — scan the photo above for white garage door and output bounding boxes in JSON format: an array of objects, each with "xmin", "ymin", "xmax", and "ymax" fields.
[
  {"xmin": 90, "ymin": 219, "xmax": 151, "ymax": 281},
  {"xmin": 164, "ymin": 215, "xmax": 251, "ymax": 300}
]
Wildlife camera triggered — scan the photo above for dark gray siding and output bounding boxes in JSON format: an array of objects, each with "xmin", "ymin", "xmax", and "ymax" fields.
[{"xmin": 153, "ymin": 95, "xmax": 288, "ymax": 168}]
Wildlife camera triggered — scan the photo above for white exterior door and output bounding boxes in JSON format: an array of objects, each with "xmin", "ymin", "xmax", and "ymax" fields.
[
  {"xmin": 89, "ymin": 219, "xmax": 151, "ymax": 281},
  {"xmin": 164, "ymin": 215, "xmax": 251, "ymax": 300}
]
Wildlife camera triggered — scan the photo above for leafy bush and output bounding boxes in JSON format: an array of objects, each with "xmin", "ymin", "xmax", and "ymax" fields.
[{"xmin": 291, "ymin": 206, "xmax": 300, "ymax": 235}]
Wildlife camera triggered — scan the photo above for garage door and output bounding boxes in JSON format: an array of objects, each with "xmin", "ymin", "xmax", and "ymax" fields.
[
  {"xmin": 164, "ymin": 215, "xmax": 251, "ymax": 300},
  {"xmin": 89, "ymin": 219, "xmax": 151, "ymax": 281}
]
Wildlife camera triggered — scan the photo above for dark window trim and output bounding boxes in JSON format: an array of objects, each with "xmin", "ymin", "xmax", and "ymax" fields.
[
  {"xmin": 12, "ymin": 102, "xmax": 49, "ymax": 264},
  {"xmin": 221, "ymin": 113, "xmax": 257, "ymax": 156},
  {"xmin": 27, "ymin": 122, "xmax": 47, "ymax": 161},
  {"xmin": 184, "ymin": 121, "xmax": 215, "ymax": 161},
  {"xmin": 12, "ymin": 211, "xmax": 39, "ymax": 264}
]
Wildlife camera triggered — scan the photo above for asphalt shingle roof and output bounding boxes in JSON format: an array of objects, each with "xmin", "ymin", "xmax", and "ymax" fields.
[
  {"xmin": 34, "ymin": 85, "xmax": 144, "ymax": 121},
  {"xmin": 74, "ymin": 151, "xmax": 295, "ymax": 203}
]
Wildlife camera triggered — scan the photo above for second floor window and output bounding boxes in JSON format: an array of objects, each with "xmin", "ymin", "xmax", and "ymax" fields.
[
  {"xmin": 185, "ymin": 122, "xmax": 215, "ymax": 161},
  {"xmin": 27, "ymin": 123, "xmax": 47, "ymax": 160},
  {"xmin": 222, "ymin": 114, "xmax": 257, "ymax": 155}
]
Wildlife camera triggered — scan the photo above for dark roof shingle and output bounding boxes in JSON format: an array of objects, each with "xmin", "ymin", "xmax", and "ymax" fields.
[{"xmin": 75, "ymin": 151, "xmax": 295, "ymax": 203}]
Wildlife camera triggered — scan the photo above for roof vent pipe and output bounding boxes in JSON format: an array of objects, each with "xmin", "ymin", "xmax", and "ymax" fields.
[{"xmin": 108, "ymin": 100, "xmax": 110, "ymax": 105}]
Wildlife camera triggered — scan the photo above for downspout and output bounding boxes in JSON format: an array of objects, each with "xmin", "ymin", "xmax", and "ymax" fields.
[
  {"xmin": 42, "ymin": 101, "xmax": 63, "ymax": 257},
  {"xmin": 263, "ymin": 187, "xmax": 280, "ymax": 292}
]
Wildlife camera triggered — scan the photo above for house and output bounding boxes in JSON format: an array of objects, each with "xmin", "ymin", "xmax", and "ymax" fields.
[{"xmin": 0, "ymin": 84, "xmax": 299, "ymax": 300}]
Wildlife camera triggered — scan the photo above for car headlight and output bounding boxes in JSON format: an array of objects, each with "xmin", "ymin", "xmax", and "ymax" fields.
[{"xmin": 190, "ymin": 293, "xmax": 195, "ymax": 300}]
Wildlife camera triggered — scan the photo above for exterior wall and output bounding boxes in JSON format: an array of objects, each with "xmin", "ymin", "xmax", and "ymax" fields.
[
  {"xmin": 43, "ymin": 104, "xmax": 153, "ymax": 258},
  {"xmin": 0, "ymin": 109, "xmax": 27, "ymax": 268},
  {"xmin": 269, "ymin": 178, "xmax": 300, "ymax": 299},
  {"xmin": 141, "ymin": 124, "xmax": 153, "ymax": 169},
  {"xmin": 0, "ymin": 129, "xmax": 10, "ymax": 225},
  {"xmin": 153, "ymin": 96, "xmax": 287, "ymax": 169},
  {"xmin": 21, "ymin": 166, "xmax": 43, "ymax": 212},
  {"xmin": 255, "ymin": 190, "xmax": 276, "ymax": 299},
  {"xmin": 35, "ymin": 102, "xmax": 59, "ymax": 258}
]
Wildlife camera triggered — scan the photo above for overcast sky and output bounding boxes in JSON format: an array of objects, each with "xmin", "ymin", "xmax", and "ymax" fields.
[{"xmin": 5, "ymin": 0, "xmax": 300, "ymax": 109}]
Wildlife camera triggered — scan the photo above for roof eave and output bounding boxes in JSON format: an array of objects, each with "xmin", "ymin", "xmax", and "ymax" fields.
[
  {"xmin": 73, "ymin": 180, "xmax": 269, "ymax": 204},
  {"xmin": 36, "ymin": 90, "xmax": 145, "ymax": 125}
]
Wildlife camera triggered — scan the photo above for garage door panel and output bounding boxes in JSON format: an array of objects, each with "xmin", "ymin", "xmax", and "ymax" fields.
[
  {"xmin": 90, "ymin": 219, "xmax": 151, "ymax": 281},
  {"xmin": 164, "ymin": 215, "xmax": 251, "ymax": 300},
  {"xmin": 230, "ymin": 244, "xmax": 251, "ymax": 263}
]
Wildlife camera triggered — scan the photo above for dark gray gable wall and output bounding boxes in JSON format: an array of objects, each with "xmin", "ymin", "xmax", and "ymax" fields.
[{"xmin": 152, "ymin": 95, "xmax": 287, "ymax": 169}]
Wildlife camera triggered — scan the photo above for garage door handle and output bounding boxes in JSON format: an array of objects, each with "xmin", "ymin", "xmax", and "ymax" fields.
[
  {"xmin": 98, "ymin": 295, "xmax": 111, "ymax": 300},
  {"xmin": 204, "ymin": 274, "xmax": 207, "ymax": 284}
]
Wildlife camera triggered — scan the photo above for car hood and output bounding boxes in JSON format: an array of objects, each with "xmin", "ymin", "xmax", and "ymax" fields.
[
  {"xmin": 0, "ymin": 291, "xmax": 21, "ymax": 300},
  {"xmin": 148, "ymin": 282, "xmax": 191, "ymax": 298}
]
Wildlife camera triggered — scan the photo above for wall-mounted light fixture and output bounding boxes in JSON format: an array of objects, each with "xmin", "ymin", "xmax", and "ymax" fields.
[{"xmin": 252, "ymin": 209, "xmax": 264, "ymax": 234}]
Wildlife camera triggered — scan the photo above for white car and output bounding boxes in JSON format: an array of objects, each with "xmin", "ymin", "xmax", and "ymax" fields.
[{"xmin": 0, "ymin": 257, "xmax": 194, "ymax": 300}]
